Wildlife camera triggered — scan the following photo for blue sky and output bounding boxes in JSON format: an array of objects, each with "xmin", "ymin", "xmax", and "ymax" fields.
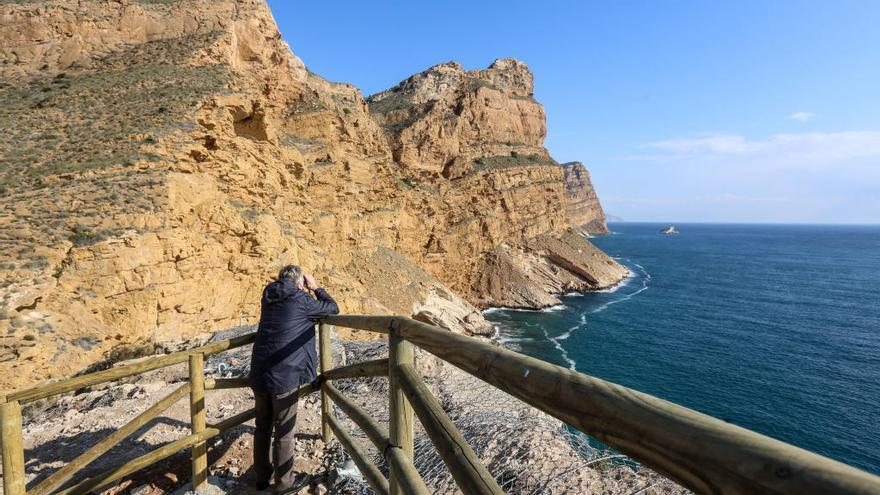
[{"xmin": 267, "ymin": 1, "xmax": 880, "ymax": 223}]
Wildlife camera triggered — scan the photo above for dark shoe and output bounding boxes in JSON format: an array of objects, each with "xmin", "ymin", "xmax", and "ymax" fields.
[
  {"xmin": 273, "ymin": 474, "xmax": 309, "ymax": 494},
  {"xmin": 256, "ymin": 481, "xmax": 271, "ymax": 491}
]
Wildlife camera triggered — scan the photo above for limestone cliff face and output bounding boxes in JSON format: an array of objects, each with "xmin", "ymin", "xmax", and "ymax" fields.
[
  {"xmin": 563, "ymin": 162, "xmax": 610, "ymax": 234},
  {"xmin": 0, "ymin": 0, "xmax": 624, "ymax": 390},
  {"xmin": 367, "ymin": 59, "xmax": 547, "ymax": 176}
]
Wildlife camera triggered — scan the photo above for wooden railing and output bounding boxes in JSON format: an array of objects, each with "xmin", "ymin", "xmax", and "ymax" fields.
[
  {"xmin": 0, "ymin": 333, "xmax": 263, "ymax": 495},
  {"xmin": 1, "ymin": 315, "xmax": 879, "ymax": 495}
]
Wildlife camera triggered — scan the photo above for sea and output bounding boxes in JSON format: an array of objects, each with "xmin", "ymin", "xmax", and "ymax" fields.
[{"xmin": 485, "ymin": 223, "xmax": 880, "ymax": 475}]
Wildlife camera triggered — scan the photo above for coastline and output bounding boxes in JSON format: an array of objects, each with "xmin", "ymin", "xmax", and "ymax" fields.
[{"xmin": 485, "ymin": 223, "xmax": 880, "ymax": 475}]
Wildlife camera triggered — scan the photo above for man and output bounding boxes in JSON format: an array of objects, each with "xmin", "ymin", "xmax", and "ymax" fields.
[{"xmin": 249, "ymin": 264, "xmax": 339, "ymax": 493}]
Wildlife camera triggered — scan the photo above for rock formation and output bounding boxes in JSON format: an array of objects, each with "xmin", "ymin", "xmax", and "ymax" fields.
[
  {"xmin": 563, "ymin": 162, "xmax": 610, "ymax": 234},
  {"xmin": 0, "ymin": 0, "xmax": 625, "ymax": 390},
  {"xmin": 367, "ymin": 59, "xmax": 547, "ymax": 175}
]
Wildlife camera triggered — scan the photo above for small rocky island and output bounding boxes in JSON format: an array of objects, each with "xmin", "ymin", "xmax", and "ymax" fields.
[{"xmin": 660, "ymin": 225, "xmax": 680, "ymax": 235}]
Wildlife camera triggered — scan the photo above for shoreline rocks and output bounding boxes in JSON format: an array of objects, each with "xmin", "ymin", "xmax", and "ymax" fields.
[{"xmin": 473, "ymin": 230, "xmax": 629, "ymax": 310}]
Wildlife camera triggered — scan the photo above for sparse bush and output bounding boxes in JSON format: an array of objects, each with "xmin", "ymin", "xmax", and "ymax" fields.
[
  {"xmin": 69, "ymin": 229, "xmax": 107, "ymax": 247},
  {"xmin": 22, "ymin": 334, "xmax": 36, "ymax": 341},
  {"xmin": 470, "ymin": 153, "xmax": 556, "ymax": 173},
  {"xmin": 0, "ymin": 31, "xmax": 229, "ymax": 189},
  {"xmin": 23, "ymin": 255, "xmax": 49, "ymax": 270}
]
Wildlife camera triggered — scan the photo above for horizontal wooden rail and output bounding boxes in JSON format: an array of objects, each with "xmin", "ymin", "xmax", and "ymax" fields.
[
  {"xmin": 205, "ymin": 377, "xmax": 250, "ymax": 390},
  {"xmin": 31, "ymin": 383, "xmax": 192, "ymax": 495},
  {"xmin": 323, "ymin": 315, "xmax": 880, "ymax": 495},
  {"xmin": 5, "ymin": 333, "xmax": 256, "ymax": 404},
  {"xmin": 325, "ymin": 315, "xmax": 394, "ymax": 334},
  {"xmin": 396, "ymin": 363, "xmax": 504, "ymax": 495},
  {"xmin": 326, "ymin": 413, "xmax": 390, "ymax": 495},
  {"xmin": 57, "ymin": 418, "xmax": 235, "ymax": 495},
  {"xmin": 6, "ymin": 312, "xmax": 878, "ymax": 495},
  {"xmin": 323, "ymin": 358, "xmax": 389, "ymax": 380},
  {"xmin": 56, "ymin": 380, "xmax": 319, "ymax": 495},
  {"xmin": 322, "ymin": 382, "xmax": 430, "ymax": 495}
]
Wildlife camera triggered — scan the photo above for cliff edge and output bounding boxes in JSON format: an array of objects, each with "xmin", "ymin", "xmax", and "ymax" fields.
[
  {"xmin": 0, "ymin": 0, "xmax": 626, "ymax": 390},
  {"xmin": 563, "ymin": 162, "xmax": 610, "ymax": 234}
]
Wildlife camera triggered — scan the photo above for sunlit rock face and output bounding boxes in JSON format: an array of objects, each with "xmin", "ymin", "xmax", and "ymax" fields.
[
  {"xmin": 0, "ymin": 0, "xmax": 623, "ymax": 390},
  {"xmin": 563, "ymin": 162, "xmax": 610, "ymax": 235}
]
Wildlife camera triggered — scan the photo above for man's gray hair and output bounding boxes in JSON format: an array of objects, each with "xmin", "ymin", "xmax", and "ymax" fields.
[{"xmin": 278, "ymin": 264, "xmax": 304, "ymax": 285}]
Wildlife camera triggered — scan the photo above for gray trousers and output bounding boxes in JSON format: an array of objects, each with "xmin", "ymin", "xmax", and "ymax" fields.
[{"xmin": 253, "ymin": 388, "xmax": 299, "ymax": 490}]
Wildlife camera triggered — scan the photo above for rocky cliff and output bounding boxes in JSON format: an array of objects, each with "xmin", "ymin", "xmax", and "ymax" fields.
[
  {"xmin": 563, "ymin": 161, "xmax": 610, "ymax": 234},
  {"xmin": 0, "ymin": 0, "xmax": 625, "ymax": 391},
  {"xmin": 367, "ymin": 59, "xmax": 547, "ymax": 176}
]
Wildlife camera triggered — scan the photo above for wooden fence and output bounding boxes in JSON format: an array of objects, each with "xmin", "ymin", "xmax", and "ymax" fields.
[{"xmin": 2, "ymin": 315, "xmax": 880, "ymax": 494}]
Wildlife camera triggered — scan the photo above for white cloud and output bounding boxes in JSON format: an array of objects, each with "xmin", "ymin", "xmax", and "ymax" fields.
[
  {"xmin": 646, "ymin": 133, "xmax": 756, "ymax": 154},
  {"xmin": 604, "ymin": 129, "xmax": 880, "ymax": 223},
  {"xmin": 788, "ymin": 111, "xmax": 815, "ymax": 122},
  {"xmin": 639, "ymin": 130, "xmax": 880, "ymax": 166}
]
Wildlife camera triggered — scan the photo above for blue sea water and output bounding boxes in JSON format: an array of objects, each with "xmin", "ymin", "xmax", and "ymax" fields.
[{"xmin": 485, "ymin": 223, "xmax": 880, "ymax": 474}]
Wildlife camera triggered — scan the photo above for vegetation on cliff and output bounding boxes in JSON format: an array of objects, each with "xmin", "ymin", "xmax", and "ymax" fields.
[{"xmin": 0, "ymin": 0, "xmax": 622, "ymax": 390}]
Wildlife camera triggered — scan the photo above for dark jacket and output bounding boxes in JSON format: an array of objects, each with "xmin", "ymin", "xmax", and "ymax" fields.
[{"xmin": 249, "ymin": 279, "xmax": 339, "ymax": 394}]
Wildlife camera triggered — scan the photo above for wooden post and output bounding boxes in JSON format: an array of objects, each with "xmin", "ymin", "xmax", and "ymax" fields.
[
  {"xmin": 396, "ymin": 363, "xmax": 504, "ymax": 494},
  {"xmin": 32, "ymin": 383, "xmax": 192, "ymax": 495},
  {"xmin": 189, "ymin": 353, "xmax": 207, "ymax": 492},
  {"xmin": 393, "ymin": 317, "xmax": 880, "ymax": 495},
  {"xmin": 388, "ymin": 323, "xmax": 415, "ymax": 495},
  {"xmin": 1, "ymin": 400, "xmax": 26, "ymax": 495},
  {"xmin": 318, "ymin": 322, "xmax": 333, "ymax": 444},
  {"xmin": 326, "ymin": 414, "xmax": 390, "ymax": 495},
  {"xmin": 322, "ymin": 383, "xmax": 429, "ymax": 495}
]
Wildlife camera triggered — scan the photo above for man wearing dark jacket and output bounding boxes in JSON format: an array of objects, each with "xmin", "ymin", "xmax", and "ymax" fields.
[{"xmin": 250, "ymin": 264, "xmax": 339, "ymax": 493}]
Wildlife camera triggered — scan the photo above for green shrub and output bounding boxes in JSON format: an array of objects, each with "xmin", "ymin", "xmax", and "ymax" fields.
[
  {"xmin": 23, "ymin": 334, "xmax": 36, "ymax": 341},
  {"xmin": 69, "ymin": 229, "xmax": 107, "ymax": 247}
]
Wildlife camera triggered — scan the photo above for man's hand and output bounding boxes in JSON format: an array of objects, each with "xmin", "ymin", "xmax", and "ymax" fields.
[{"xmin": 303, "ymin": 273, "xmax": 319, "ymax": 291}]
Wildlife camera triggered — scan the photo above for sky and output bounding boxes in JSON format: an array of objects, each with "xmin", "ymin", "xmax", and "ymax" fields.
[{"xmin": 267, "ymin": 1, "xmax": 880, "ymax": 224}]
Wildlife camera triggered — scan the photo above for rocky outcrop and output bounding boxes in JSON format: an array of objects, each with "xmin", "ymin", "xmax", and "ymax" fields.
[
  {"xmin": 473, "ymin": 231, "xmax": 628, "ymax": 309},
  {"xmin": 0, "ymin": 0, "xmax": 624, "ymax": 390},
  {"xmin": 563, "ymin": 162, "xmax": 609, "ymax": 234},
  {"xmin": 367, "ymin": 59, "xmax": 547, "ymax": 176}
]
